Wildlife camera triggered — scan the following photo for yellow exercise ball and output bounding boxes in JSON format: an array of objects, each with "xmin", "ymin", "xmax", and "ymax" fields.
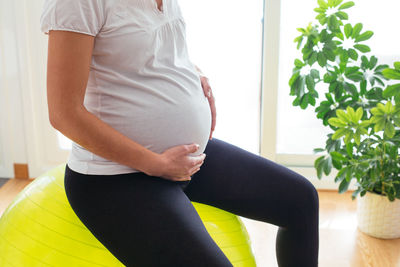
[{"xmin": 0, "ymin": 164, "xmax": 256, "ymax": 267}]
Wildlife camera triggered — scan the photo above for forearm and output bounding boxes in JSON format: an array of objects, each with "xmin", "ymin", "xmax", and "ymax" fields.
[{"xmin": 50, "ymin": 107, "xmax": 160, "ymax": 175}]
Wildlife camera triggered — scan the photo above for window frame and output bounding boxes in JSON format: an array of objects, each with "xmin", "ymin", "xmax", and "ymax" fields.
[{"xmin": 260, "ymin": 0, "xmax": 354, "ymax": 190}]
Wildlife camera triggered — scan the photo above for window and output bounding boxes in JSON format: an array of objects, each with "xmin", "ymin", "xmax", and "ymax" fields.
[{"xmin": 179, "ymin": 0, "xmax": 264, "ymax": 153}]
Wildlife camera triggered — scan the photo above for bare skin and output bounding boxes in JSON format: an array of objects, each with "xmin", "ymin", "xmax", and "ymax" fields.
[
  {"xmin": 46, "ymin": 30, "xmax": 206, "ymax": 181},
  {"xmin": 196, "ymin": 66, "xmax": 217, "ymax": 140},
  {"xmin": 155, "ymin": 0, "xmax": 163, "ymax": 11}
]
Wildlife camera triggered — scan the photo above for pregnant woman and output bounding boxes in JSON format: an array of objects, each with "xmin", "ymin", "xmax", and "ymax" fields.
[{"xmin": 40, "ymin": 0, "xmax": 319, "ymax": 266}]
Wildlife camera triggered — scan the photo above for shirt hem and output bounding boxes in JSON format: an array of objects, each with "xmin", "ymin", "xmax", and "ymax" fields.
[
  {"xmin": 67, "ymin": 160, "xmax": 141, "ymax": 175},
  {"xmin": 42, "ymin": 25, "xmax": 97, "ymax": 37}
]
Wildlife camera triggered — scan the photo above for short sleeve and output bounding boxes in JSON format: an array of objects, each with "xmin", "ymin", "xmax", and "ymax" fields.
[{"xmin": 40, "ymin": 0, "xmax": 105, "ymax": 37}]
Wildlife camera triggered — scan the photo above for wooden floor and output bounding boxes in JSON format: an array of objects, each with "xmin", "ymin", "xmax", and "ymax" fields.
[
  {"xmin": 242, "ymin": 190, "xmax": 400, "ymax": 267},
  {"xmin": 1, "ymin": 179, "xmax": 399, "ymax": 267}
]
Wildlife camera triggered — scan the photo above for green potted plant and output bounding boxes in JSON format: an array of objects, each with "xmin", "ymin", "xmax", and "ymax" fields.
[{"xmin": 288, "ymin": 0, "xmax": 400, "ymax": 239}]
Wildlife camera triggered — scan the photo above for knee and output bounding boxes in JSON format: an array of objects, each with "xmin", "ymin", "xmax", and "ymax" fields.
[
  {"xmin": 294, "ymin": 177, "xmax": 319, "ymax": 217},
  {"xmin": 303, "ymin": 178, "xmax": 319, "ymax": 215}
]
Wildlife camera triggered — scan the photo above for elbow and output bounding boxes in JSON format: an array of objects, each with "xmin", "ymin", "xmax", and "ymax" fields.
[
  {"xmin": 48, "ymin": 108, "xmax": 78, "ymax": 130},
  {"xmin": 49, "ymin": 111, "xmax": 62, "ymax": 130},
  {"xmin": 48, "ymin": 104, "xmax": 85, "ymax": 130}
]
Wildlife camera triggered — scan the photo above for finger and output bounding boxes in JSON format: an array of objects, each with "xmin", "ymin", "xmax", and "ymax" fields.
[
  {"xmin": 208, "ymin": 91, "xmax": 215, "ymax": 102},
  {"xmin": 200, "ymin": 75, "xmax": 209, "ymax": 83},
  {"xmin": 208, "ymin": 95, "xmax": 216, "ymax": 140},
  {"xmin": 201, "ymin": 78, "xmax": 212, "ymax": 97},
  {"xmin": 203, "ymin": 85, "xmax": 212, "ymax": 98},
  {"xmin": 185, "ymin": 143, "xmax": 200, "ymax": 154},
  {"xmin": 188, "ymin": 164, "xmax": 201, "ymax": 176},
  {"xmin": 211, "ymin": 114, "xmax": 216, "ymax": 131},
  {"xmin": 190, "ymin": 154, "xmax": 206, "ymax": 166},
  {"xmin": 200, "ymin": 78, "xmax": 206, "ymax": 89},
  {"xmin": 174, "ymin": 177, "xmax": 191, "ymax": 181},
  {"xmin": 210, "ymin": 102, "xmax": 216, "ymax": 132},
  {"xmin": 191, "ymin": 167, "xmax": 201, "ymax": 176},
  {"xmin": 173, "ymin": 175, "xmax": 192, "ymax": 181},
  {"xmin": 197, "ymin": 153, "xmax": 207, "ymax": 163},
  {"xmin": 200, "ymin": 77, "xmax": 208, "ymax": 89}
]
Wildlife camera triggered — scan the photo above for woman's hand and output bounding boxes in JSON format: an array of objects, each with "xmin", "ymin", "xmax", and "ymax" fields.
[
  {"xmin": 195, "ymin": 66, "xmax": 216, "ymax": 140},
  {"xmin": 147, "ymin": 143, "xmax": 206, "ymax": 181}
]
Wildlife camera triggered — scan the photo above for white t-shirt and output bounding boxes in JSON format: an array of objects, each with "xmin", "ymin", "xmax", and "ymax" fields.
[{"xmin": 40, "ymin": 0, "xmax": 212, "ymax": 175}]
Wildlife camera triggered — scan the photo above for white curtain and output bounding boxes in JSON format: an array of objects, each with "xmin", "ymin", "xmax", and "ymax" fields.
[{"xmin": 0, "ymin": 0, "xmax": 68, "ymax": 178}]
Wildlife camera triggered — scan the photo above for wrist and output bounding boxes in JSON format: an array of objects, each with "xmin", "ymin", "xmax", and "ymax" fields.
[{"xmin": 139, "ymin": 150, "xmax": 164, "ymax": 177}]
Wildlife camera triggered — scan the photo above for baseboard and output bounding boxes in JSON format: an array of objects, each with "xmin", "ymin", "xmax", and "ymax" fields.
[{"xmin": 13, "ymin": 163, "xmax": 30, "ymax": 179}]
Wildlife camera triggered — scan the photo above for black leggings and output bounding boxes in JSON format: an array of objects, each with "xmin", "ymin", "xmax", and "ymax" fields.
[{"xmin": 64, "ymin": 138, "xmax": 319, "ymax": 267}]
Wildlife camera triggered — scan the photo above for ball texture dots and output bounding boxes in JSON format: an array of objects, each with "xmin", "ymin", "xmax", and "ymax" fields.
[{"xmin": 0, "ymin": 163, "xmax": 256, "ymax": 266}]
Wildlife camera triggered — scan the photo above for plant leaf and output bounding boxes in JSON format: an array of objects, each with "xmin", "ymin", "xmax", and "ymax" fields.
[
  {"xmin": 325, "ymin": 92, "xmax": 334, "ymax": 103},
  {"xmin": 354, "ymin": 132, "xmax": 361, "ymax": 145},
  {"xmin": 370, "ymin": 107, "xmax": 384, "ymax": 116},
  {"xmin": 336, "ymin": 109, "xmax": 351, "ymax": 123},
  {"xmin": 318, "ymin": 0, "xmax": 328, "ymax": 9},
  {"xmin": 330, "ymin": 151, "xmax": 347, "ymax": 161},
  {"xmin": 311, "ymin": 69, "xmax": 320, "ymax": 79},
  {"xmin": 359, "ymin": 120, "xmax": 371, "ymax": 127},
  {"xmin": 346, "ymin": 106, "xmax": 357, "ymax": 123},
  {"xmin": 348, "ymin": 48, "xmax": 358, "ymax": 60},
  {"xmin": 384, "ymin": 122, "xmax": 395, "ymax": 138},
  {"xmin": 334, "ymin": 0, "xmax": 344, "ymax": 6},
  {"xmin": 355, "ymin": 31, "xmax": 374, "ymax": 42},
  {"xmin": 382, "ymin": 69, "xmax": 400, "ymax": 80},
  {"xmin": 345, "ymin": 166, "xmax": 353, "ymax": 182},
  {"xmin": 339, "ymin": 178, "xmax": 351, "ymax": 193},
  {"xmin": 314, "ymin": 7, "xmax": 326, "ymax": 13},
  {"xmin": 374, "ymin": 118, "xmax": 385, "ymax": 132},
  {"xmin": 315, "ymin": 156, "xmax": 326, "ymax": 179},
  {"xmin": 338, "ymin": 1, "xmax": 354, "ymax": 10},
  {"xmin": 332, "ymin": 128, "xmax": 348, "ymax": 139},
  {"xmin": 294, "ymin": 59, "xmax": 305, "ymax": 68},
  {"xmin": 344, "ymin": 131, "xmax": 353, "ymax": 143},
  {"xmin": 351, "ymin": 23, "xmax": 363, "ymax": 38},
  {"xmin": 300, "ymin": 93, "xmax": 309, "ymax": 109},
  {"xmin": 306, "ymin": 75, "xmax": 316, "ymax": 91},
  {"xmin": 328, "ymin": 117, "xmax": 347, "ymax": 127},
  {"xmin": 313, "ymin": 148, "xmax": 326, "ymax": 153},
  {"xmin": 317, "ymin": 52, "xmax": 327, "ymax": 67},
  {"xmin": 354, "ymin": 44, "xmax": 370, "ymax": 53},
  {"xmin": 289, "ymin": 72, "xmax": 300, "ymax": 88},
  {"xmin": 323, "ymin": 156, "xmax": 332, "ymax": 175},
  {"xmin": 344, "ymin": 23, "xmax": 352, "ymax": 38},
  {"xmin": 355, "ymin": 107, "xmax": 363, "ymax": 121},
  {"xmin": 345, "ymin": 142, "xmax": 353, "ymax": 157},
  {"xmin": 336, "ymin": 11, "xmax": 348, "ymax": 20},
  {"xmin": 370, "ymin": 56, "xmax": 378, "ymax": 68}
]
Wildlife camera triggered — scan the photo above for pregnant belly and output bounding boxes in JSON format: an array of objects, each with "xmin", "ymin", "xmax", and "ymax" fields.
[{"xmin": 107, "ymin": 94, "xmax": 212, "ymax": 158}]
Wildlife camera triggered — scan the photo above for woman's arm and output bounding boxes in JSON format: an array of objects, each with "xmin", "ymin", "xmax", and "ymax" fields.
[
  {"xmin": 193, "ymin": 64, "xmax": 216, "ymax": 140},
  {"xmin": 47, "ymin": 30, "xmax": 162, "ymax": 175},
  {"xmin": 47, "ymin": 30, "xmax": 204, "ymax": 179}
]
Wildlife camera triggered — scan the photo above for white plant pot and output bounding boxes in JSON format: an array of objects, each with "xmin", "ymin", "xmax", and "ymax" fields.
[{"xmin": 357, "ymin": 191, "xmax": 400, "ymax": 239}]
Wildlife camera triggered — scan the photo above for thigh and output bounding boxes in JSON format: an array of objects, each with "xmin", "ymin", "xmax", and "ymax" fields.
[
  {"xmin": 64, "ymin": 165, "xmax": 232, "ymax": 267},
  {"xmin": 183, "ymin": 138, "xmax": 319, "ymax": 228}
]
